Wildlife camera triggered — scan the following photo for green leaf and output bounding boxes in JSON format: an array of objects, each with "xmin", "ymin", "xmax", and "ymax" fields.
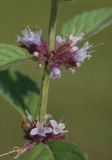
[
  {"xmin": 0, "ymin": 70, "xmax": 40, "ymax": 117},
  {"xmin": 61, "ymin": 8, "xmax": 112, "ymax": 38},
  {"xmin": 49, "ymin": 141, "xmax": 88, "ymax": 160},
  {"xmin": 31, "ymin": 144, "xmax": 55, "ymax": 160},
  {"xmin": 31, "ymin": 141, "xmax": 88, "ymax": 160},
  {"xmin": 0, "ymin": 44, "xmax": 31, "ymax": 70}
]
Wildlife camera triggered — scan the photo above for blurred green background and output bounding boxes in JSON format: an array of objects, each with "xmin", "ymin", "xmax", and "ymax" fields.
[{"xmin": 0, "ymin": 0, "xmax": 112, "ymax": 160}]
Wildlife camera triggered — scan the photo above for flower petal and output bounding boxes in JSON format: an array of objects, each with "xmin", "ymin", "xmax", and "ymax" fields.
[
  {"xmin": 30, "ymin": 128, "xmax": 38, "ymax": 136},
  {"xmin": 50, "ymin": 67, "xmax": 61, "ymax": 79},
  {"xmin": 44, "ymin": 127, "xmax": 52, "ymax": 134},
  {"xmin": 58, "ymin": 123, "xmax": 65, "ymax": 130},
  {"xmin": 53, "ymin": 128, "xmax": 60, "ymax": 135},
  {"xmin": 69, "ymin": 33, "xmax": 84, "ymax": 45},
  {"xmin": 50, "ymin": 120, "xmax": 58, "ymax": 127},
  {"xmin": 56, "ymin": 36, "xmax": 65, "ymax": 46}
]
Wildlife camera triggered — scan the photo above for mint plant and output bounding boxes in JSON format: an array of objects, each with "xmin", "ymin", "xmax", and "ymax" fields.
[{"xmin": 0, "ymin": 0, "xmax": 112, "ymax": 159}]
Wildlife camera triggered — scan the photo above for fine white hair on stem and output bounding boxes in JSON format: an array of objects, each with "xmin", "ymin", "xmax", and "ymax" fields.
[
  {"xmin": 45, "ymin": 114, "xmax": 53, "ymax": 120},
  {"xmin": 25, "ymin": 110, "xmax": 33, "ymax": 123}
]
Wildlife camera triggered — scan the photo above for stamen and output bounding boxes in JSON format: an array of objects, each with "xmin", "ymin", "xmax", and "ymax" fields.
[
  {"xmin": 27, "ymin": 26, "xmax": 35, "ymax": 38},
  {"xmin": 0, "ymin": 150, "xmax": 16, "ymax": 157},
  {"xmin": 88, "ymin": 50, "xmax": 96, "ymax": 54},
  {"xmin": 91, "ymin": 43, "xmax": 104, "ymax": 49}
]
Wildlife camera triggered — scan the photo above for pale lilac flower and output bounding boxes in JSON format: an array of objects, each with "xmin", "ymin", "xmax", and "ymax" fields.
[
  {"xmin": 18, "ymin": 27, "xmax": 93, "ymax": 79},
  {"xmin": 30, "ymin": 122, "xmax": 52, "ymax": 137},
  {"xmin": 17, "ymin": 27, "xmax": 42, "ymax": 46},
  {"xmin": 50, "ymin": 120, "xmax": 68, "ymax": 135},
  {"xmin": 48, "ymin": 34, "xmax": 91, "ymax": 73},
  {"xmin": 73, "ymin": 42, "xmax": 92, "ymax": 67},
  {"xmin": 56, "ymin": 35, "xmax": 65, "ymax": 46},
  {"xmin": 69, "ymin": 33, "xmax": 84, "ymax": 45},
  {"xmin": 50, "ymin": 67, "xmax": 61, "ymax": 79}
]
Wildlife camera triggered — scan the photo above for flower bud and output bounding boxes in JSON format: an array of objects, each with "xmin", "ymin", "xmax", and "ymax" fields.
[{"xmin": 50, "ymin": 67, "xmax": 61, "ymax": 79}]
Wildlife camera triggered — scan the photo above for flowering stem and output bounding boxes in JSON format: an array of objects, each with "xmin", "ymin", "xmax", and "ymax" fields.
[
  {"xmin": 39, "ymin": 0, "xmax": 58, "ymax": 123},
  {"xmin": 48, "ymin": 0, "xmax": 58, "ymax": 51},
  {"xmin": 39, "ymin": 67, "xmax": 50, "ymax": 123}
]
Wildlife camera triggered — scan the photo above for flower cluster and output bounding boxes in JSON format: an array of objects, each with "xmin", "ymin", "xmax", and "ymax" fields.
[
  {"xmin": 0, "ymin": 115, "xmax": 68, "ymax": 159},
  {"xmin": 17, "ymin": 27, "xmax": 92, "ymax": 79},
  {"xmin": 22, "ymin": 118, "xmax": 68, "ymax": 144},
  {"xmin": 6, "ymin": 115, "xmax": 68, "ymax": 159}
]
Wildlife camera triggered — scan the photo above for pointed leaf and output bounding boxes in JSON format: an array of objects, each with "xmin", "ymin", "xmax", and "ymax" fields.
[
  {"xmin": 31, "ymin": 141, "xmax": 88, "ymax": 160},
  {"xmin": 31, "ymin": 144, "xmax": 55, "ymax": 160},
  {"xmin": 0, "ymin": 44, "xmax": 31, "ymax": 70},
  {"xmin": 0, "ymin": 70, "xmax": 40, "ymax": 117},
  {"xmin": 61, "ymin": 8, "xmax": 112, "ymax": 38},
  {"xmin": 49, "ymin": 141, "xmax": 88, "ymax": 160}
]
